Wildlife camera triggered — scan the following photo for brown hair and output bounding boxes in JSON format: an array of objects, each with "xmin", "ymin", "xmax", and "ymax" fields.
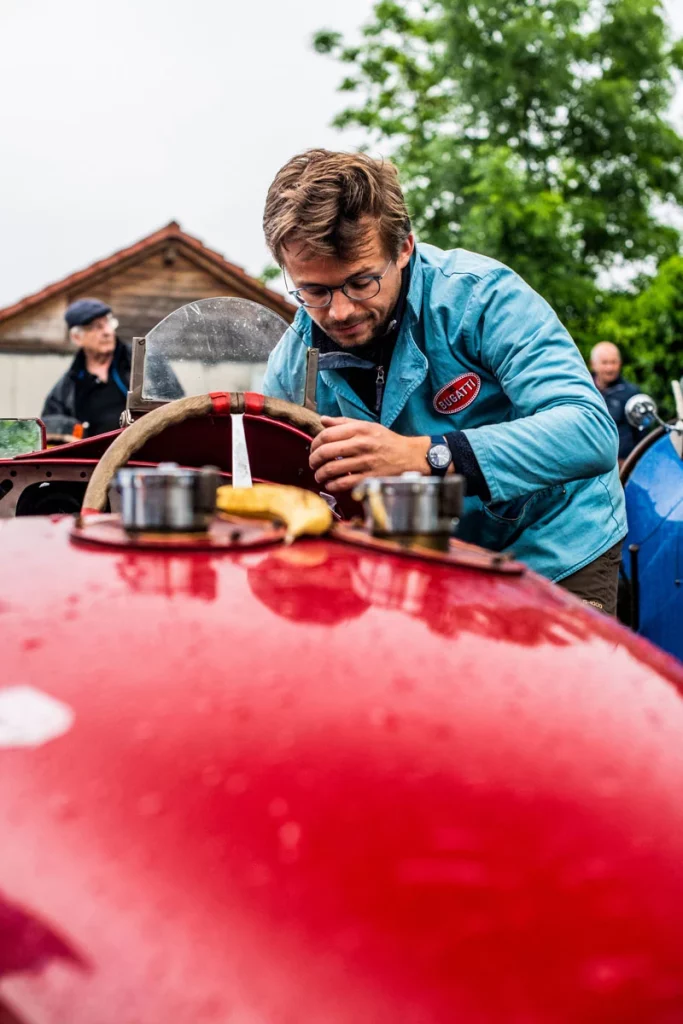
[{"xmin": 263, "ymin": 149, "xmax": 412, "ymax": 265}]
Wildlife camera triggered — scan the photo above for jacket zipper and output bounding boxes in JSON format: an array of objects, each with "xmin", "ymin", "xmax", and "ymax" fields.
[{"xmin": 375, "ymin": 365, "xmax": 385, "ymax": 415}]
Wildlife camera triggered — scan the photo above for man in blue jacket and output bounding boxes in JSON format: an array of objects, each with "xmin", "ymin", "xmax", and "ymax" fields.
[{"xmin": 262, "ymin": 150, "xmax": 625, "ymax": 613}]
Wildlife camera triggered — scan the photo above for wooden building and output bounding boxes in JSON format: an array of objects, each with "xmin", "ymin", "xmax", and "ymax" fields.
[{"xmin": 0, "ymin": 222, "xmax": 294, "ymax": 417}]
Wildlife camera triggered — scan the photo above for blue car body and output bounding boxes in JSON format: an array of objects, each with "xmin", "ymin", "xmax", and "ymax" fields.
[{"xmin": 622, "ymin": 431, "xmax": 683, "ymax": 660}]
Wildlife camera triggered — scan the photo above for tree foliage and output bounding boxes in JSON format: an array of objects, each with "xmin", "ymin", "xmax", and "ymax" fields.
[
  {"xmin": 594, "ymin": 255, "xmax": 683, "ymax": 413},
  {"xmin": 314, "ymin": 0, "xmax": 683, "ymax": 335}
]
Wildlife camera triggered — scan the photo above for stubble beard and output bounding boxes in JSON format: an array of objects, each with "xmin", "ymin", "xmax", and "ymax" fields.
[{"xmin": 319, "ymin": 310, "xmax": 395, "ymax": 351}]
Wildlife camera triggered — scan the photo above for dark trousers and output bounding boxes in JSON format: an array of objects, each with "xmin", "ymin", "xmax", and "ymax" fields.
[{"xmin": 557, "ymin": 541, "xmax": 623, "ymax": 616}]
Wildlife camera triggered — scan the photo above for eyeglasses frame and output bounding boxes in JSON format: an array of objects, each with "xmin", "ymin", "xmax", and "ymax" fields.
[{"xmin": 285, "ymin": 259, "xmax": 394, "ymax": 308}]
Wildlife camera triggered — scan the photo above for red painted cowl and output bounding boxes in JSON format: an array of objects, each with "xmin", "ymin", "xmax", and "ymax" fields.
[{"xmin": 1, "ymin": 515, "xmax": 683, "ymax": 1023}]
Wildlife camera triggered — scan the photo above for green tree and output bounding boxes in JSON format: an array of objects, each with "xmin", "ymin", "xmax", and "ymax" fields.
[
  {"xmin": 314, "ymin": 0, "xmax": 683, "ymax": 334},
  {"xmin": 594, "ymin": 254, "xmax": 683, "ymax": 413}
]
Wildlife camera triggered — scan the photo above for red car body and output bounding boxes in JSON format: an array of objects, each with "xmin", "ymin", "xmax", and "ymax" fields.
[{"xmin": 2, "ymin": 416, "xmax": 683, "ymax": 1023}]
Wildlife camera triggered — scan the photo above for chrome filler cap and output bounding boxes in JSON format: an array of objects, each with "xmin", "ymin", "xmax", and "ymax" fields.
[
  {"xmin": 116, "ymin": 463, "xmax": 219, "ymax": 533},
  {"xmin": 353, "ymin": 472, "xmax": 465, "ymax": 549}
]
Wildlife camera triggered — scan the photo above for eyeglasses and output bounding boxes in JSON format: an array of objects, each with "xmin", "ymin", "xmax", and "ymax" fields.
[
  {"xmin": 81, "ymin": 314, "xmax": 118, "ymax": 333},
  {"xmin": 287, "ymin": 260, "xmax": 394, "ymax": 308}
]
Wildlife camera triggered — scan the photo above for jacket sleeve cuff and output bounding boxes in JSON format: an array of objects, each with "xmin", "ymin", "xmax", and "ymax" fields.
[{"xmin": 444, "ymin": 431, "xmax": 491, "ymax": 501}]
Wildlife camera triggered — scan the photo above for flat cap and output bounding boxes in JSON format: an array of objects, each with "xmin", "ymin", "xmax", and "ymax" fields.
[{"xmin": 65, "ymin": 298, "xmax": 112, "ymax": 329}]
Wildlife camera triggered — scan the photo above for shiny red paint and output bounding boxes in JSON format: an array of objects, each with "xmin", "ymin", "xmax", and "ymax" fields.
[{"xmin": 2, "ymin": 515, "xmax": 683, "ymax": 1022}]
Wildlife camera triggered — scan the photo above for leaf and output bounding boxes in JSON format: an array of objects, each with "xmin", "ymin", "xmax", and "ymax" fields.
[
  {"xmin": 312, "ymin": 29, "xmax": 343, "ymax": 54},
  {"xmin": 258, "ymin": 264, "xmax": 282, "ymax": 284}
]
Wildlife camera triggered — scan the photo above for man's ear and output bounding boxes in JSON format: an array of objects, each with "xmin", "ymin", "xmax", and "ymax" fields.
[
  {"xmin": 397, "ymin": 233, "xmax": 415, "ymax": 270},
  {"xmin": 69, "ymin": 328, "xmax": 84, "ymax": 349}
]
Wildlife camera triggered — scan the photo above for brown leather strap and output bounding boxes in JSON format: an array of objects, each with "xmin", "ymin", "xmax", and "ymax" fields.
[{"xmin": 82, "ymin": 393, "xmax": 324, "ymax": 513}]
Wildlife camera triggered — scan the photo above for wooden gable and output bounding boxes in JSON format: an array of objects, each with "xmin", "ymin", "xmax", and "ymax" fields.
[{"xmin": 0, "ymin": 222, "xmax": 294, "ymax": 353}]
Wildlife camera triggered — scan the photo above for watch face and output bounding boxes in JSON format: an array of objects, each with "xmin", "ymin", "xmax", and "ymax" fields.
[{"xmin": 428, "ymin": 443, "xmax": 451, "ymax": 469}]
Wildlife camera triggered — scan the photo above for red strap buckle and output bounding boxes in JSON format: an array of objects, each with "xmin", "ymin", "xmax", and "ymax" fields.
[
  {"xmin": 243, "ymin": 392, "xmax": 266, "ymax": 416},
  {"xmin": 210, "ymin": 392, "xmax": 232, "ymax": 415}
]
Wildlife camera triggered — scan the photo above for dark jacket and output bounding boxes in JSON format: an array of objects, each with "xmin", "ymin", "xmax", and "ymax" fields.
[
  {"xmin": 595, "ymin": 375, "xmax": 642, "ymax": 461},
  {"xmin": 41, "ymin": 339, "xmax": 131, "ymax": 436},
  {"xmin": 41, "ymin": 339, "xmax": 184, "ymax": 436}
]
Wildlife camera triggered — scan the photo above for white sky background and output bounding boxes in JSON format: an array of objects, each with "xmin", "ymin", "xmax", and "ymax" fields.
[{"xmin": 0, "ymin": 0, "xmax": 681, "ymax": 310}]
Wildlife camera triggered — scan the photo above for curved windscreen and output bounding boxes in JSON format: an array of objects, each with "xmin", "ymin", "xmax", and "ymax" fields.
[{"xmin": 142, "ymin": 297, "xmax": 289, "ymax": 401}]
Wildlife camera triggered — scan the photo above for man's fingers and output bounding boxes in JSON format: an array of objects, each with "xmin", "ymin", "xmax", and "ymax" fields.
[
  {"xmin": 310, "ymin": 421, "xmax": 371, "ymax": 454},
  {"xmin": 314, "ymin": 455, "xmax": 371, "ymax": 484},
  {"xmin": 320, "ymin": 416, "xmax": 355, "ymax": 427},
  {"xmin": 323, "ymin": 472, "xmax": 368, "ymax": 494},
  {"xmin": 309, "ymin": 437, "xmax": 370, "ymax": 470}
]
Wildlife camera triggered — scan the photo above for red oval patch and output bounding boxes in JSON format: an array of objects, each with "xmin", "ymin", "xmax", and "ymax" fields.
[{"xmin": 433, "ymin": 373, "xmax": 481, "ymax": 415}]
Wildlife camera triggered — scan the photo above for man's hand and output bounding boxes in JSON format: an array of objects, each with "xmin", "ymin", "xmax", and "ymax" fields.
[{"xmin": 309, "ymin": 416, "xmax": 431, "ymax": 493}]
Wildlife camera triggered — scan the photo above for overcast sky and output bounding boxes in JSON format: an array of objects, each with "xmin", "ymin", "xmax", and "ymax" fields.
[{"xmin": 1, "ymin": 0, "xmax": 681, "ymax": 310}]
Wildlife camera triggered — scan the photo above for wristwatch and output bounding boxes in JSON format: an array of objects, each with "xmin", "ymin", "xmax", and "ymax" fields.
[{"xmin": 426, "ymin": 435, "xmax": 453, "ymax": 477}]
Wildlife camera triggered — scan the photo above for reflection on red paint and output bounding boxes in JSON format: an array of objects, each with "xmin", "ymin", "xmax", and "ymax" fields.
[
  {"xmin": 244, "ymin": 543, "xmax": 588, "ymax": 648},
  {"xmin": 0, "ymin": 892, "xmax": 85, "ymax": 979},
  {"xmin": 246, "ymin": 547, "xmax": 370, "ymax": 625},
  {"xmin": 116, "ymin": 553, "xmax": 218, "ymax": 601}
]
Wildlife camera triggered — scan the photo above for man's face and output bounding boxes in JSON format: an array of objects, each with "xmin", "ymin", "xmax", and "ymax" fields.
[
  {"xmin": 282, "ymin": 223, "xmax": 414, "ymax": 349},
  {"xmin": 73, "ymin": 314, "xmax": 117, "ymax": 358},
  {"xmin": 591, "ymin": 344, "xmax": 621, "ymax": 386}
]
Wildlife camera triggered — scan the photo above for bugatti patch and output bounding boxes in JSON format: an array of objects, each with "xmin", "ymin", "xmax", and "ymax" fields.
[{"xmin": 433, "ymin": 373, "xmax": 481, "ymax": 414}]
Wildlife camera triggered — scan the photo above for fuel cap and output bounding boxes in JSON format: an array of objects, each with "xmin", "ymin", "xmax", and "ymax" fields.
[
  {"xmin": 353, "ymin": 472, "xmax": 464, "ymax": 547},
  {"xmin": 116, "ymin": 463, "xmax": 219, "ymax": 533}
]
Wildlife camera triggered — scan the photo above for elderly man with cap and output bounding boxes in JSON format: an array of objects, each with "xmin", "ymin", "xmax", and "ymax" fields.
[{"xmin": 41, "ymin": 299, "xmax": 131, "ymax": 438}]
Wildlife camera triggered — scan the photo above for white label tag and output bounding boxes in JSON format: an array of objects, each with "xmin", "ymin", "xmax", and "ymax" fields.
[
  {"xmin": 0, "ymin": 686, "xmax": 74, "ymax": 749},
  {"xmin": 231, "ymin": 413, "xmax": 253, "ymax": 488}
]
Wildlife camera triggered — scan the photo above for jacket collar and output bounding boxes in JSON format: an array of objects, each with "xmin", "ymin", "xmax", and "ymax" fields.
[
  {"xmin": 405, "ymin": 247, "xmax": 424, "ymax": 324},
  {"xmin": 381, "ymin": 252, "xmax": 427, "ymax": 428}
]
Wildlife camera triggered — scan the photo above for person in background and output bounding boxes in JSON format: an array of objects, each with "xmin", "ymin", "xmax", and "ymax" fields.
[
  {"xmin": 41, "ymin": 298, "xmax": 183, "ymax": 438},
  {"xmin": 590, "ymin": 341, "xmax": 641, "ymax": 464},
  {"xmin": 41, "ymin": 299, "xmax": 130, "ymax": 438}
]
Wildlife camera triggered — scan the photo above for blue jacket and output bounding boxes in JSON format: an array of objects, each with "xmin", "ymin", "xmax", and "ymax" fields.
[{"xmin": 264, "ymin": 244, "xmax": 626, "ymax": 582}]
